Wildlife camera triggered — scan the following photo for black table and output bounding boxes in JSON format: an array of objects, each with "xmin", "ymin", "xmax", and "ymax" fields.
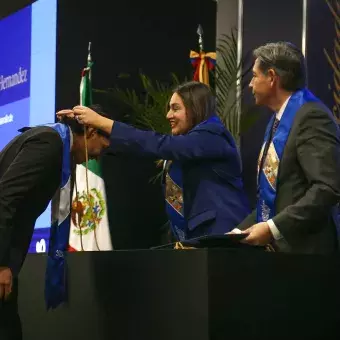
[{"xmin": 19, "ymin": 249, "xmax": 340, "ymax": 339}]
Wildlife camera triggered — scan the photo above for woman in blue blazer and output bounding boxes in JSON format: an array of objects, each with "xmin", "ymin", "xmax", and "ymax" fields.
[{"xmin": 58, "ymin": 81, "xmax": 250, "ymax": 241}]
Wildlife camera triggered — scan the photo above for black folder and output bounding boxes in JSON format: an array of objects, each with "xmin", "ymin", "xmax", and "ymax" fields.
[{"xmin": 151, "ymin": 233, "xmax": 266, "ymax": 251}]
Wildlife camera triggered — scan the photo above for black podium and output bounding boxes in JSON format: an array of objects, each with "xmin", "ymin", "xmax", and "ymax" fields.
[{"xmin": 19, "ymin": 250, "xmax": 340, "ymax": 340}]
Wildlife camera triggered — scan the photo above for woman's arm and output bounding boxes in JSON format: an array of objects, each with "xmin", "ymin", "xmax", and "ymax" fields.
[
  {"xmin": 94, "ymin": 115, "xmax": 114, "ymax": 135},
  {"xmin": 65, "ymin": 106, "xmax": 235, "ymax": 161},
  {"xmin": 108, "ymin": 121, "xmax": 235, "ymax": 161}
]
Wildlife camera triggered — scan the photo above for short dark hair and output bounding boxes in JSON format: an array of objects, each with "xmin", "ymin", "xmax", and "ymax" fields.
[
  {"xmin": 61, "ymin": 104, "xmax": 110, "ymax": 137},
  {"xmin": 253, "ymin": 42, "xmax": 306, "ymax": 91},
  {"xmin": 173, "ymin": 81, "xmax": 215, "ymax": 128}
]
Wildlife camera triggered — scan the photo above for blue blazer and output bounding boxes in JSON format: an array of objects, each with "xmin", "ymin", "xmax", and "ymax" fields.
[{"xmin": 109, "ymin": 118, "xmax": 250, "ymax": 238}]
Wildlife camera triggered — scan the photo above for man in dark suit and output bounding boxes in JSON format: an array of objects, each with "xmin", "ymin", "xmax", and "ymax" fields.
[
  {"xmin": 0, "ymin": 112, "xmax": 109, "ymax": 339},
  {"xmin": 235, "ymin": 41, "xmax": 340, "ymax": 254}
]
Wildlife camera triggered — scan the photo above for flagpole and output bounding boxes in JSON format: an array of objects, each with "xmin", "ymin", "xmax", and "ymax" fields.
[
  {"xmin": 197, "ymin": 24, "xmax": 204, "ymax": 53},
  {"xmin": 77, "ymin": 43, "xmax": 93, "ymax": 252},
  {"xmin": 196, "ymin": 24, "xmax": 209, "ymax": 85},
  {"xmin": 76, "ymin": 42, "xmax": 92, "ymax": 252},
  {"xmin": 83, "ymin": 42, "xmax": 91, "ymax": 213},
  {"xmin": 73, "ymin": 43, "xmax": 91, "ymax": 252},
  {"xmin": 83, "ymin": 42, "xmax": 101, "ymax": 251}
]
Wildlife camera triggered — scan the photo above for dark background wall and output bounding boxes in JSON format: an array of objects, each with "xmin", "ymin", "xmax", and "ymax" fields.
[
  {"xmin": 56, "ymin": 0, "xmax": 217, "ymax": 109},
  {"xmin": 307, "ymin": 0, "xmax": 338, "ymax": 116},
  {"xmin": 0, "ymin": 0, "xmax": 36, "ymax": 19}
]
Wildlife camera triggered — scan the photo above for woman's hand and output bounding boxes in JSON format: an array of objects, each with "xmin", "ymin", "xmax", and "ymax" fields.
[
  {"xmin": 72, "ymin": 106, "xmax": 103, "ymax": 128},
  {"xmin": 56, "ymin": 106, "xmax": 102, "ymax": 128},
  {"xmin": 57, "ymin": 105, "xmax": 114, "ymax": 135},
  {"xmin": 56, "ymin": 109, "xmax": 75, "ymax": 120}
]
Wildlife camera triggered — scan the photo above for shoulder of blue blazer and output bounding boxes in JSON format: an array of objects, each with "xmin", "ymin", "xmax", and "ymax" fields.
[{"xmin": 190, "ymin": 115, "xmax": 236, "ymax": 146}]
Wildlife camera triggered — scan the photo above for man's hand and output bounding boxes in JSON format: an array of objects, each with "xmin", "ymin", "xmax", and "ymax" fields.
[
  {"xmin": 0, "ymin": 267, "xmax": 12, "ymax": 300},
  {"xmin": 240, "ymin": 222, "xmax": 274, "ymax": 246}
]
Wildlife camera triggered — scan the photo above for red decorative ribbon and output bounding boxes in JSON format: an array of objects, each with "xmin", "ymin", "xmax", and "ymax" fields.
[{"xmin": 190, "ymin": 50, "xmax": 216, "ymax": 85}]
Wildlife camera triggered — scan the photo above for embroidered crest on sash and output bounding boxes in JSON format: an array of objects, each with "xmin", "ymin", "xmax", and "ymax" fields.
[
  {"xmin": 258, "ymin": 144, "xmax": 265, "ymax": 175},
  {"xmin": 261, "ymin": 200, "xmax": 270, "ymax": 221},
  {"xmin": 165, "ymin": 173, "xmax": 184, "ymax": 216},
  {"xmin": 262, "ymin": 143, "xmax": 280, "ymax": 190}
]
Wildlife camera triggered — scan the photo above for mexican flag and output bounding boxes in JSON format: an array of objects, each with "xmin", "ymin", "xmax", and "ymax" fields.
[{"xmin": 68, "ymin": 45, "xmax": 113, "ymax": 251}]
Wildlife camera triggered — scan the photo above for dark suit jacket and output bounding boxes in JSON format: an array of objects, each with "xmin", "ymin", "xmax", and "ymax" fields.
[
  {"xmin": 0, "ymin": 126, "xmax": 62, "ymax": 277},
  {"xmin": 109, "ymin": 119, "xmax": 250, "ymax": 238},
  {"xmin": 238, "ymin": 101, "xmax": 340, "ymax": 254}
]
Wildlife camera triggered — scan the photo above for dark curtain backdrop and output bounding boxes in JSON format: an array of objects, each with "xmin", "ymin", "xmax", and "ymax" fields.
[{"xmin": 56, "ymin": 0, "xmax": 217, "ymax": 249}]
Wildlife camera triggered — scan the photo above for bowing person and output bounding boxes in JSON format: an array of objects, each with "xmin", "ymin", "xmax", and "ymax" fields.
[{"xmin": 0, "ymin": 108, "xmax": 110, "ymax": 339}]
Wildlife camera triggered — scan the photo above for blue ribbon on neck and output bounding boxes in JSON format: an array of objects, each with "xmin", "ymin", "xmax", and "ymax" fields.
[{"xmin": 44, "ymin": 123, "xmax": 71, "ymax": 309}]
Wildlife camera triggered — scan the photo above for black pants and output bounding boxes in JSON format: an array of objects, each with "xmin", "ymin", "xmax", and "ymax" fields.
[{"xmin": 0, "ymin": 279, "xmax": 22, "ymax": 340}]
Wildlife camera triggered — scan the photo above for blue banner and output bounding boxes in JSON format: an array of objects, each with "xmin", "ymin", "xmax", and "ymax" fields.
[{"xmin": 0, "ymin": 6, "xmax": 31, "ymax": 107}]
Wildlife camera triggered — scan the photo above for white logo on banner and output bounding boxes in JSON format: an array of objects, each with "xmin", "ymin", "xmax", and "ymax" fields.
[
  {"xmin": 0, "ymin": 114, "xmax": 13, "ymax": 126},
  {"xmin": 36, "ymin": 239, "xmax": 46, "ymax": 253}
]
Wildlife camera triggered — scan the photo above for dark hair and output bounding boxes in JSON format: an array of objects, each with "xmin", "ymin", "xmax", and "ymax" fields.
[
  {"xmin": 172, "ymin": 81, "xmax": 215, "ymax": 127},
  {"xmin": 61, "ymin": 104, "xmax": 110, "ymax": 137},
  {"xmin": 253, "ymin": 42, "xmax": 306, "ymax": 91}
]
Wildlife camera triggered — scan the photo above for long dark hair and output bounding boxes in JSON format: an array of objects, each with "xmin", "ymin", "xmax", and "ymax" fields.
[{"xmin": 173, "ymin": 81, "xmax": 215, "ymax": 128}]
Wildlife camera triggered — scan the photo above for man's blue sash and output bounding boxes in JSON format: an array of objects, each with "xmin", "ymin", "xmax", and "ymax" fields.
[{"xmin": 257, "ymin": 89, "xmax": 319, "ymax": 223}]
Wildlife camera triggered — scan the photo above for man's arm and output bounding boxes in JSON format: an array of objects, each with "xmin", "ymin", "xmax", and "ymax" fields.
[
  {"xmin": 0, "ymin": 132, "xmax": 63, "ymax": 270},
  {"xmin": 273, "ymin": 108, "xmax": 340, "ymax": 240},
  {"xmin": 108, "ymin": 121, "xmax": 234, "ymax": 161}
]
